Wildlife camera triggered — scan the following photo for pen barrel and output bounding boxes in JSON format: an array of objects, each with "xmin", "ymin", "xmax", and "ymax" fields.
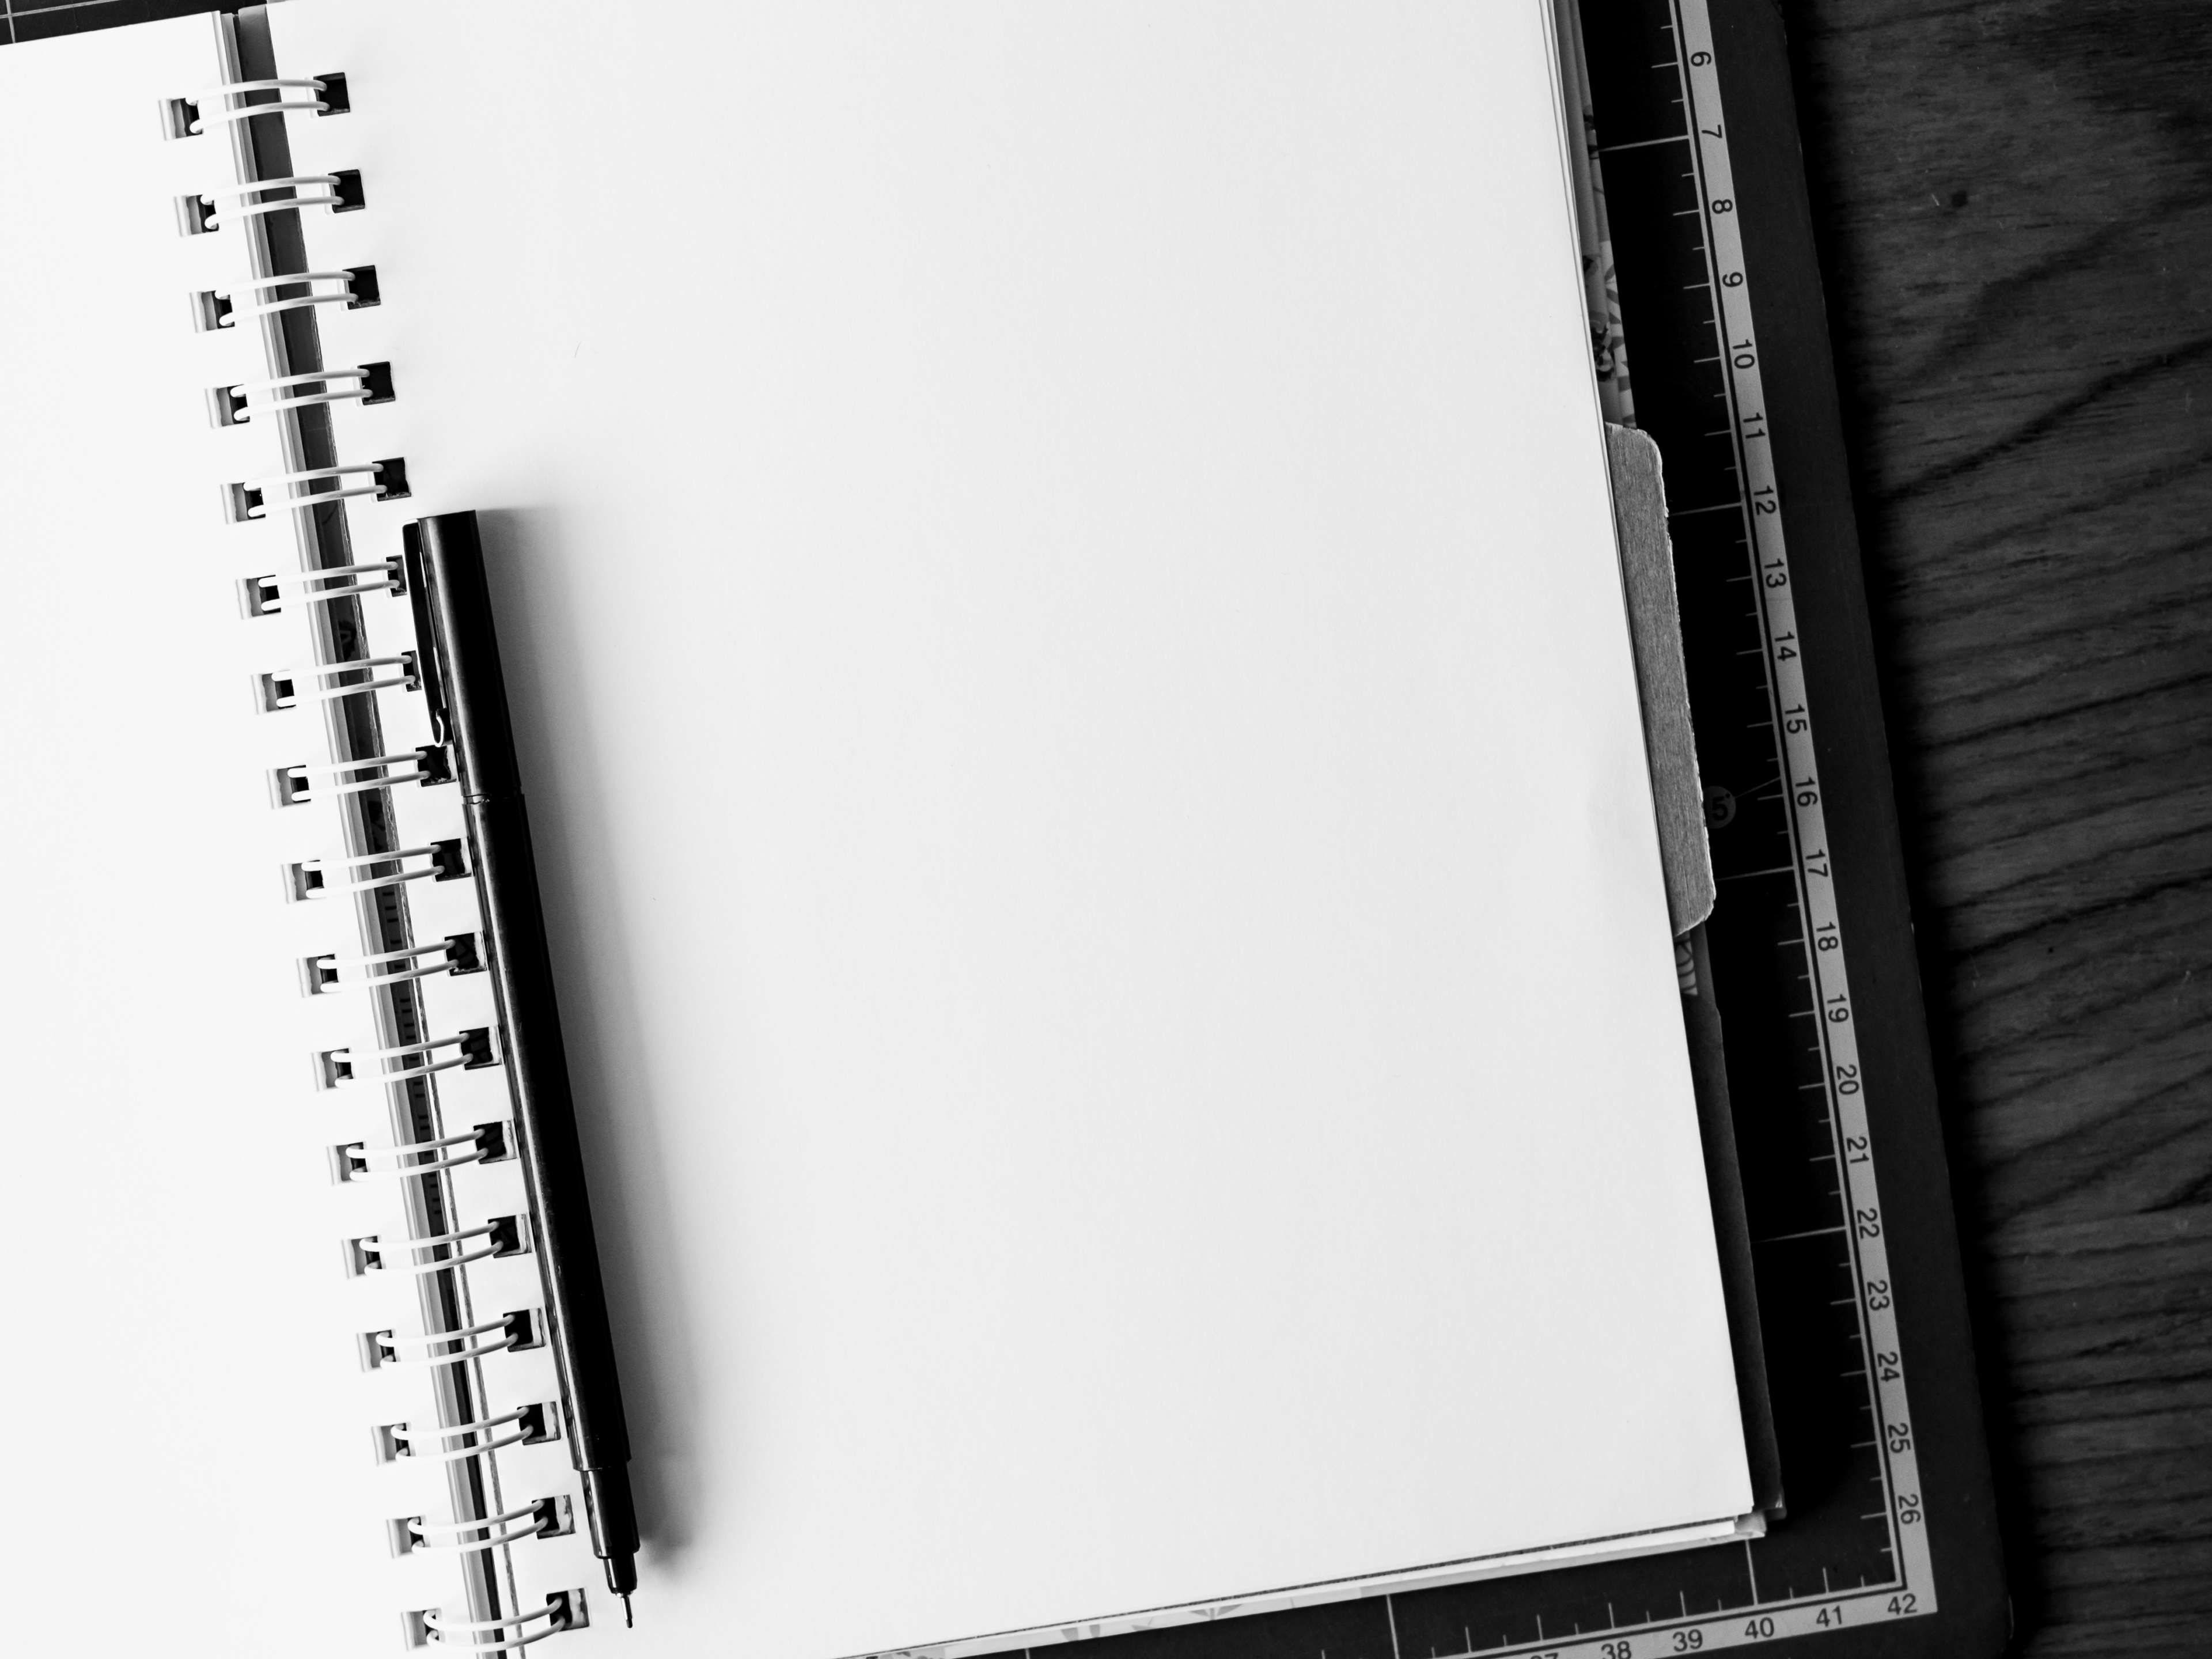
[
  {"xmin": 407, "ymin": 512, "xmax": 638, "ymax": 1565},
  {"xmin": 465, "ymin": 789, "xmax": 635, "ymax": 1482}
]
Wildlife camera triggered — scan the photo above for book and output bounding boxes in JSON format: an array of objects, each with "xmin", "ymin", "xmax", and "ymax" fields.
[{"xmin": 0, "ymin": 3, "xmax": 1768, "ymax": 1654}]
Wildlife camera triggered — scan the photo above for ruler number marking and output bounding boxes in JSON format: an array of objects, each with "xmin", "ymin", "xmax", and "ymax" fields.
[{"xmin": 1668, "ymin": 0, "xmax": 1943, "ymax": 1622}]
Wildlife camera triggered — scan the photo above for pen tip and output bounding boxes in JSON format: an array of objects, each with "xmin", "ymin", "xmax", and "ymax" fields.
[{"xmin": 623, "ymin": 1594, "xmax": 633, "ymax": 1628}]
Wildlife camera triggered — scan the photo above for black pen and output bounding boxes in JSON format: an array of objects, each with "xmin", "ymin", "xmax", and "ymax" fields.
[{"xmin": 406, "ymin": 510, "xmax": 641, "ymax": 1618}]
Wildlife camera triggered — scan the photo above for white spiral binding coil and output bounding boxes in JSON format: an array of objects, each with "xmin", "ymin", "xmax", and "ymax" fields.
[
  {"xmin": 406, "ymin": 1501, "xmax": 557, "ymax": 1554},
  {"xmin": 368, "ymin": 1315, "xmax": 527, "ymax": 1368},
  {"xmin": 285, "ymin": 842, "xmax": 464, "ymax": 900},
  {"xmin": 200, "ymin": 172, "xmax": 338, "ymax": 200},
  {"xmin": 304, "ymin": 943, "xmax": 454, "ymax": 980},
  {"xmin": 257, "ymin": 655, "xmax": 419, "ymax": 710},
  {"xmin": 319, "ymin": 1028, "xmax": 494, "ymax": 1088},
  {"xmin": 282, "ymin": 767, "xmax": 434, "ymax": 801},
  {"xmin": 188, "ymin": 77, "xmax": 330, "ymax": 129},
  {"xmin": 389, "ymin": 1404, "xmax": 548, "ymax": 1463},
  {"xmin": 197, "ymin": 173, "xmax": 344, "ymax": 228},
  {"xmin": 274, "ymin": 752, "xmax": 445, "ymax": 810},
  {"xmin": 218, "ymin": 366, "xmax": 376, "ymax": 422},
  {"xmin": 321, "ymin": 938, "xmax": 465, "ymax": 972},
  {"xmin": 337, "ymin": 1129, "xmax": 503, "ymax": 1181},
  {"xmin": 206, "ymin": 270, "xmax": 364, "ymax": 325},
  {"xmin": 316, "ymin": 842, "xmax": 452, "ymax": 871},
  {"xmin": 302, "ymin": 933, "xmax": 473, "ymax": 993},
  {"xmin": 419, "ymin": 1597, "xmax": 579, "ymax": 1651},
  {"xmin": 359, "ymin": 1220, "xmax": 518, "ymax": 1278},
  {"xmin": 406, "ymin": 1425, "xmax": 541, "ymax": 1464},
  {"xmin": 236, "ymin": 559, "xmax": 402, "ymax": 613},
  {"xmin": 283, "ymin": 765, "xmax": 425, "ymax": 801},
  {"xmin": 411, "ymin": 1405, "xmax": 538, "ymax": 1444},
  {"xmin": 343, "ymin": 1129, "xmax": 490, "ymax": 1167},
  {"xmin": 287, "ymin": 748, "xmax": 429, "ymax": 775},
  {"xmin": 379, "ymin": 1317, "xmax": 516, "ymax": 1353},
  {"xmin": 230, "ymin": 462, "xmax": 392, "ymax": 519}
]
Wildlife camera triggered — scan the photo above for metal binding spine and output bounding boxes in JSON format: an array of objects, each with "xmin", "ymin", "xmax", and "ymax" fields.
[{"xmin": 182, "ymin": 14, "xmax": 557, "ymax": 1643}]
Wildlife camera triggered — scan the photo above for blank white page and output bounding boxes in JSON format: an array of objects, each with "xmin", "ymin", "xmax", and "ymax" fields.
[{"xmin": 266, "ymin": 1, "xmax": 1753, "ymax": 1653}]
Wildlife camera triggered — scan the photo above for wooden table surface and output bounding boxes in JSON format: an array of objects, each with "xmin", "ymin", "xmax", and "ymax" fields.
[{"xmin": 1779, "ymin": 0, "xmax": 2212, "ymax": 1650}]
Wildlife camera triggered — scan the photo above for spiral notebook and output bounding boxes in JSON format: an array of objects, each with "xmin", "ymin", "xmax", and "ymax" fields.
[{"xmin": 1, "ymin": 3, "xmax": 1759, "ymax": 1655}]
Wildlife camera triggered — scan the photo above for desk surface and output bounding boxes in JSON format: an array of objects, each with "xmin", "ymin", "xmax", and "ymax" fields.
[
  {"xmin": 1, "ymin": 0, "xmax": 2201, "ymax": 1648},
  {"xmin": 1782, "ymin": 0, "xmax": 2212, "ymax": 1649}
]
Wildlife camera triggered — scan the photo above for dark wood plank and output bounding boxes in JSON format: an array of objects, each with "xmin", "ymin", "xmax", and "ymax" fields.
[{"xmin": 1779, "ymin": 0, "xmax": 2212, "ymax": 1646}]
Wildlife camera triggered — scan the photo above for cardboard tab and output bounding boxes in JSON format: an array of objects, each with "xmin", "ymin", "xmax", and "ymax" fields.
[{"xmin": 1608, "ymin": 423, "xmax": 1714, "ymax": 935}]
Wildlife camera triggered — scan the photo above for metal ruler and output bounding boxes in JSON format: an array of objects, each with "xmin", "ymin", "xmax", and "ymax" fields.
[{"xmin": 1516, "ymin": 0, "xmax": 1941, "ymax": 1643}]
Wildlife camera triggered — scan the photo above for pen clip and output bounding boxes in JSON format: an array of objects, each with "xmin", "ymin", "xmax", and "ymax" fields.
[{"xmin": 402, "ymin": 522, "xmax": 453, "ymax": 749}]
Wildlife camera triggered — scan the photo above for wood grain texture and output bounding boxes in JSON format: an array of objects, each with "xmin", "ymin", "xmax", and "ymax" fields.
[{"xmin": 1777, "ymin": 0, "xmax": 2212, "ymax": 1648}]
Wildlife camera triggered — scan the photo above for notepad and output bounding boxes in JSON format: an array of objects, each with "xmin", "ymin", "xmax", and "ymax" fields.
[{"xmin": 0, "ymin": 4, "xmax": 1755, "ymax": 1655}]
